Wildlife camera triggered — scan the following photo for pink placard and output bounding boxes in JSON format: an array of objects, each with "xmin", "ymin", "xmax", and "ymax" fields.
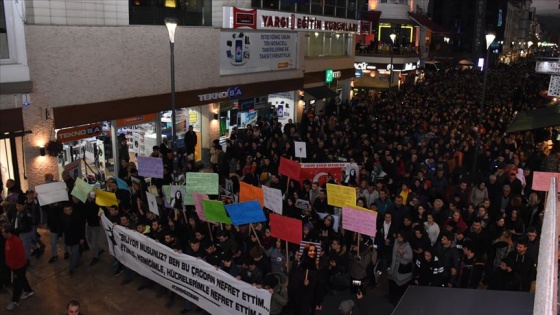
[
  {"xmin": 342, "ymin": 206, "xmax": 377, "ymax": 237},
  {"xmin": 192, "ymin": 192, "xmax": 209, "ymax": 221},
  {"xmin": 532, "ymin": 171, "xmax": 560, "ymax": 192}
]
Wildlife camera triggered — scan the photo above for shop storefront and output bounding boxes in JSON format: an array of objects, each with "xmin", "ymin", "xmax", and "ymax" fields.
[{"xmin": 0, "ymin": 108, "xmax": 28, "ymax": 192}]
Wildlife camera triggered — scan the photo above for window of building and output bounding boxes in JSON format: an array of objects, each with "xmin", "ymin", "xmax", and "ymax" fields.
[
  {"xmin": 0, "ymin": 1, "xmax": 8, "ymax": 59},
  {"xmin": 129, "ymin": 0, "xmax": 211, "ymax": 26},
  {"xmin": 304, "ymin": 32, "xmax": 351, "ymax": 58},
  {"xmin": 1, "ymin": 0, "xmax": 29, "ymax": 83}
]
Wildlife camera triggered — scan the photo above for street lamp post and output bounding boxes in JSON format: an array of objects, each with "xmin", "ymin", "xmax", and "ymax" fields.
[
  {"xmin": 389, "ymin": 33, "xmax": 396, "ymax": 90},
  {"xmin": 472, "ymin": 33, "xmax": 495, "ymax": 177},
  {"xmin": 165, "ymin": 17, "xmax": 178, "ymax": 156}
]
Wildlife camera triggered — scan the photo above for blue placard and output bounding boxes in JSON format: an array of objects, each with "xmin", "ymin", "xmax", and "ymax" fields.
[{"xmin": 225, "ymin": 200, "xmax": 267, "ymax": 225}]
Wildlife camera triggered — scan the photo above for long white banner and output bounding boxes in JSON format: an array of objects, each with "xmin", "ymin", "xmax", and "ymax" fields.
[{"xmin": 101, "ymin": 215, "xmax": 271, "ymax": 315}]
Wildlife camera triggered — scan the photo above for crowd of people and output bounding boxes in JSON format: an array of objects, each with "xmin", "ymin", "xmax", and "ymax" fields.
[{"xmin": 1, "ymin": 57, "xmax": 559, "ymax": 314}]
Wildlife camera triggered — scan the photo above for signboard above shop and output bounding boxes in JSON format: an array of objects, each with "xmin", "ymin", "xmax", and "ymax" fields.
[
  {"xmin": 535, "ymin": 60, "xmax": 560, "ymax": 75},
  {"xmin": 223, "ymin": 7, "xmax": 360, "ymax": 33},
  {"xmin": 56, "ymin": 123, "xmax": 103, "ymax": 143}
]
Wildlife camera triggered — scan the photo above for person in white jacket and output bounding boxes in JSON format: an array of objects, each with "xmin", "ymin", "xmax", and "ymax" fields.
[{"xmin": 424, "ymin": 213, "xmax": 440, "ymax": 246}]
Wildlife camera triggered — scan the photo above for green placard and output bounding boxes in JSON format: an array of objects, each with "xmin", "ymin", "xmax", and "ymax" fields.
[{"xmin": 202, "ymin": 200, "xmax": 232, "ymax": 224}]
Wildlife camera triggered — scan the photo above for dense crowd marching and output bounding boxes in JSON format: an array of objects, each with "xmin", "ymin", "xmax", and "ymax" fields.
[{"xmin": 1, "ymin": 58, "xmax": 559, "ymax": 314}]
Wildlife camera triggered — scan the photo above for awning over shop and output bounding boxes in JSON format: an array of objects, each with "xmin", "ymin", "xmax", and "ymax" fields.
[
  {"xmin": 506, "ymin": 105, "xmax": 560, "ymax": 133},
  {"xmin": 304, "ymin": 86, "xmax": 338, "ymax": 99},
  {"xmin": 407, "ymin": 12, "xmax": 448, "ymax": 34},
  {"xmin": 353, "ymin": 77, "xmax": 390, "ymax": 89}
]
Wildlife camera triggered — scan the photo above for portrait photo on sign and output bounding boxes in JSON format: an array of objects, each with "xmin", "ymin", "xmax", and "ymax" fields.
[
  {"xmin": 344, "ymin": 164, "xmax": 359, "ymax": 185},
  {"xmin": 170, "ymin": 185, "xmax": 186, "ymax": 210},
  {"xmin": 298, "ymin": 241, "xmax": 321, "ymax": 267}
]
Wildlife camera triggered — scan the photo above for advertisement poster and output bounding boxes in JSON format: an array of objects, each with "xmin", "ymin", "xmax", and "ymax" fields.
[
  {"xmin": 268, "ymin": 91, "xmax": 295, "ymax": 126},
  {"xmin": 220, "ymin": 31, "xmax": 297, "ymax": 75}
]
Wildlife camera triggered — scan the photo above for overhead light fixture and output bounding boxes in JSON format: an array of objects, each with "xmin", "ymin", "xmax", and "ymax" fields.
[{"xmin": 39, "ymin": 146, "xmax": 46, "ymax": 156}]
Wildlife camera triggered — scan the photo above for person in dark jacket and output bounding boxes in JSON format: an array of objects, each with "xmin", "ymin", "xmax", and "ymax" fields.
[
  {"xmin": 487, "ymin": 257, "xmax": 522, "ymax": 291},
  {"xmin": 505, "ymin": 239, "xmax": 536, "ymax": 291},
  {"xmin": 60, "ymin": 202, "xmax": 86, "ymax": 275},
  {"xmin": 84, "ymin": 192, "xmax": 103, "ymax": 265},
  {"xmin": 413, "ymin": 247, "xmax": 444, "ymax": 286},
  {"xmin": 12, "ymin": 199, "xmax": 33, "ymax": 262},
  {"xmin": 24, "ymin": 190, "xmax": 45, "ymax": 258},
  {"xmin": 435, "ymin": 232, "xmax": 460, "ymax": 287},
  {"xmin": 457, "ymin": 241, "xmax": 485, "ymax": 289},
  {"xmin": 46, "ymin": 202, "xmax": 68, "ymax": 263}
]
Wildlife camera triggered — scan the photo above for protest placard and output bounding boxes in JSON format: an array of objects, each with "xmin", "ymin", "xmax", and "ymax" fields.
[
  {"xmin": 192, "ymin": 192, "xmax": 209, "ymax": 221},
  {"xmin": 185, "ymin": 172, "xmax": 219, "ymax": 205},
  {"xmin": 296, "ymin": 199, "xmax": 310, "ymax": 211},
  {"xmin": 294, "ymin": 141, "xmax": 307, "ymax": 158},
  {"xmin": 262, "ymin": 186, "xmax": 282, "ymax": 214},
  {"xmin": 137, "ymin": 156, "xmax": 164, "ymax": 179},
  {"xmin": 532, "ymin": 171, "xmax": 560, "ymax": 192},
  {"xmin": 146, "ymin": 191, "xmax": 160, "ymax": 216},
  {"xmin": 317, "ymin": 212, "xmax": 340, "ymax": 232},
  {"xmin": 342, "ymin": 206, "xmax": 377, "ymax": 237},
  {"xmin": 299, "ymin": 163, "xmax": 348, "ymax": 186},
  {"xmin": 170, "ymin": 185, "xmax": 187, "ymax": 210},
  {"xmin": 202, "ymin": 200, "xmax": 231, "ymax": 224},
  {"xmin": 278, "ymin": 157, "xmax": 301, "ymax": 179},
  {"xmin": 239, "ymin": 182, "xmax": 264, "ymax": 208},
  {"xmin": 225, "ymin": 201, "xmax": 267, "ymax": 225},
  {"xmin": 115, "ymin": 177, "xmax": 129, "ymax": 190},
  {"xmin": 35, "ymin": 182, "xmax": 69, "ymax": 206},
  {"xmin": 269, "ymin": 213, "xmax": 302, "ymax": 245},
  {"xmin": 71, "ymin": 178, "xmax": 92, "ymax": 203},
  {"xmin": 326, "ymin": 183, "xmax": 357, "ymax": 208},
  {"xmin": 101, "ymin": 215, "xmax": 270, "ymax": 315},
  {"xmin": 94, "ymin": 189, "xmax": 118, "ymax": 207}
]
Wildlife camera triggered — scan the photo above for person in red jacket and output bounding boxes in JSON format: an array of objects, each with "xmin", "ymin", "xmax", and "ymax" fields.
[{"xmin": 2, "ymin": 223, "xmax": 34, "ymax": 311}]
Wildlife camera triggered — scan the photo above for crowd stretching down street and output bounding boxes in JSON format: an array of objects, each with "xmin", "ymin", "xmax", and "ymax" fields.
[{"xmin": 1, "ymin": 58, "xmax": 559, "ymax": 314}]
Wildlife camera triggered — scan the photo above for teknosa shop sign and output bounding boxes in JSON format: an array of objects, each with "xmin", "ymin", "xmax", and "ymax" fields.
[{"xmin": 223, "ymin": 7, "xmax": 360, "ymax": 33}]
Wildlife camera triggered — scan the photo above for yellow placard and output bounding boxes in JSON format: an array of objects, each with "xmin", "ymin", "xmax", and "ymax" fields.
[
  {"xmin": 94, "ymin": 189, "xmax": 118, "ymax": 207},
  {"xmin": 326, "ymin": 183, "xmax": 357, "ymax": 208}
]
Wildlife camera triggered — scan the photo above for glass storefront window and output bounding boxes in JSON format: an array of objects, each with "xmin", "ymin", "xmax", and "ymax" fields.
[
  {"xmin": 129, "ymin": 0, "xmax": 212, "ymax": 26},
  {"xmin": 0, "ymin": 1, "xmax": 9, "ymax": 59},
  {"xmin": 305, "ymin": 32, "xmax": 351, "ymax": 58}
]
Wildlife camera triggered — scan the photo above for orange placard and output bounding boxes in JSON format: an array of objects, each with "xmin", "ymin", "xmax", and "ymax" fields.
[
  {"xmin": 116, "ymin": 113, "xmax": 157, "ymax": 127},
  {"xmin": 239, "ymin": 181, "xmax": 264, "ymax": 208},
  {"xmin": 56, "ymin": 123, "xmax": 103, "ymax": 143}
]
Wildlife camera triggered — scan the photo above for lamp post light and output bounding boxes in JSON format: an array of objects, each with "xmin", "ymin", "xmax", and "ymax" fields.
[
  {"xmin": 472, "ymin": 33, "xmax": 495, "ymax": 177},
  {"xmin": 165, "ymin": 17, "xmax": 178, "ymax": 156},
  {"xmin": 389, "ymin": 33, "xmax": 396, "ymax": 90}
]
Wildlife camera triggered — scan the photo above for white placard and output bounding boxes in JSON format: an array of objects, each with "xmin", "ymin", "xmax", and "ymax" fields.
[
  {"xmin": 146, "ymin": 191, "xmax": 159, "ymax": 216},
  {"xmin": 137, "ymin": 156, "xmax": 164, "ymax": 179},
  {"xmin": 34, "ymin": 182, "xmax": 69, "ymax": 206},
  {"xmin": 262, "ymin": 185, "xmax": 283, "ymax": 214},
  {"xmin": 294, "ymin": 141, "xmax": 307, "ymax": 158},
  {"xmin": 220, "ymin": 31, "xmax": 297, "ymax": 75},
  {"xmin": 101, "ymin": 215, "xmax": 271, "ymax": 315}
]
